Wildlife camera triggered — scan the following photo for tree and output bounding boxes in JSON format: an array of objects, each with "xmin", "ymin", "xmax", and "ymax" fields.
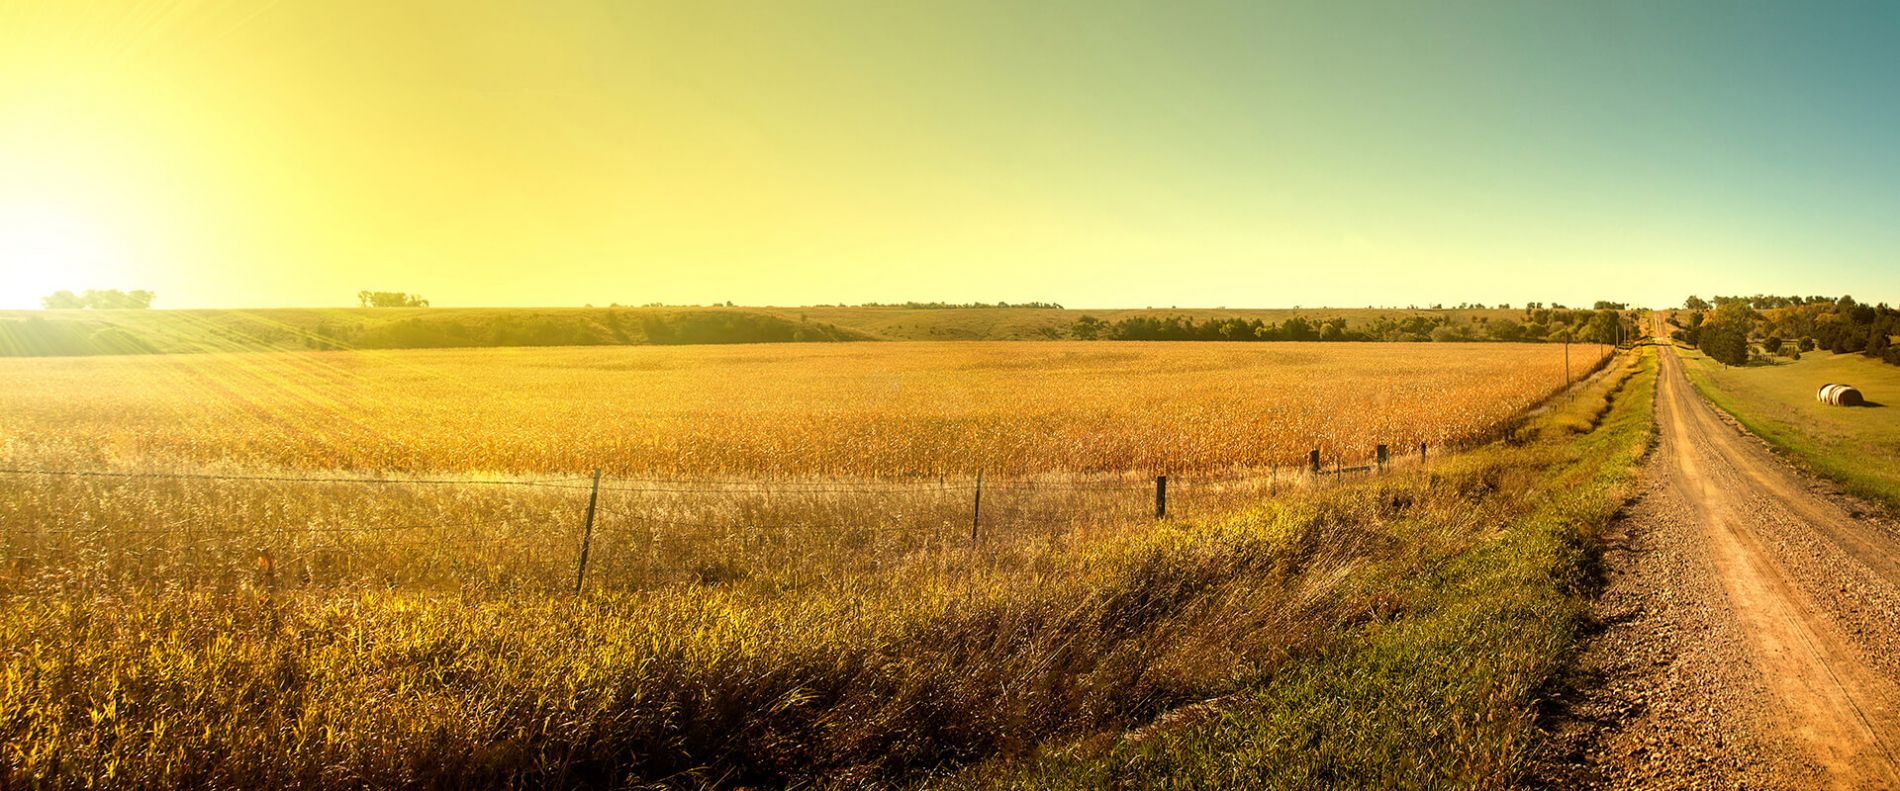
[
  {"xmin": 1578, "ymin": 310, "xmax": 1621, "ymax": 344},
  {"xmin": 358, "ymin": 291, "xmax": 430, "ymax": 308},
  {"xmin": 1699, "ymin": 325, "xmax": 1749, "ymax": 366},
  {"xmin": 1684, "ymin": 295, "xmax": 1712, "ymax": 311},
  {"xmin": 1488, "ymin": 318, "xmax": 1526, "ymax": 341},
  {"xmin": 1069, "ymin": 315, "xmax": 1105, "ymax": 341},
  {"xmin": 1281, "ymin": 316, "xmax": 1318, "ymax": 341}
]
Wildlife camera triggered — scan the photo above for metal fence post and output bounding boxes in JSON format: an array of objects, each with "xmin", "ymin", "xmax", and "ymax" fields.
[
  {"xmin": 573, "ymin": 469, "xmax": 602, "ymax": 594},
  {"xmin": 971, "ymin": 470, "xmax": 983, "ymax": 544}
]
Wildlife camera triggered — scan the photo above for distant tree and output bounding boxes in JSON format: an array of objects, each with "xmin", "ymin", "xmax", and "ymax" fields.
[
  {"xmin": 358, "ymin": 291, "xmax": 430, "ymax": 308},
  {"xmin": 40, "ymin": 289, "xmax": 154, "ymax": 309},
  {"xmin": 1488, "ymin": 318, "xmax": 1526, "ymax": 341},
  {"xmin": 40, "ymin": 290, "xmax": 83, "ymax": 309},
  {"xmin": 1070, "ymin": 315, "xmax": 1106, "ymax": 341},
  {"xmin": 1578, "ymin": 311, "xmax": 1621, "ymax": 344},
  {"xmin": 1684, "ymin": 295, "xmax": 1712, "ymax": 311}
]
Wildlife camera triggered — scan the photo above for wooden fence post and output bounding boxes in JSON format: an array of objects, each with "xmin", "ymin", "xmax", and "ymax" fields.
[
  {"xmin": 1420, "ymin": 442, "xmax": 1428, "ymax": 466},
  {"xmin": 971, "ymin": 470, "xmax": 983, "ymax": 544},
  {"xmin": 1155, "ymin": 475, "xmax": 1168, "ymax": 519},
  {"xmin": 573, "ymin": 469, "xmax": 602, "ymax": 594},
  {"xmin": 1376, "ymin": 444, "xmax": 1388, "ymax": 472},
  {"xmin": 1309, "ymin": 449, "xmax": 1320, "ymax": 477}
]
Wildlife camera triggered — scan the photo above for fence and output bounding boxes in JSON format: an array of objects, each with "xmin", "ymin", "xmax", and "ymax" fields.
[{"xmin": 0, "ymin": 445, "xmax": 1433, "ymax": 596}]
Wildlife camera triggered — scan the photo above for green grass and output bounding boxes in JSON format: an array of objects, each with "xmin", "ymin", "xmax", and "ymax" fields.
[
  {"xmin": 938, "ymin": 348, "xmax": 1658, "ymax": 790},
  {"xmin": 1678, "ymin": 346, "xmax": 1900, "ymax": 514}
]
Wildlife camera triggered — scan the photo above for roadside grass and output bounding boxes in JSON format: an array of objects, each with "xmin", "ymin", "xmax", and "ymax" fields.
[
  {"xmin": 1678, "ymin": 347, "xmax": 1900, "ymax": 515},
  {"xmin": 938, "ymin": 347, "xmax": 1656, "ymax": 790}
]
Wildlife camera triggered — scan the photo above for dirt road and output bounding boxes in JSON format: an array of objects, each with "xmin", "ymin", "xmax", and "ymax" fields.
[{"xmin": 1538, "ymin": 344, "xmax": 1900, "ymax": 789}]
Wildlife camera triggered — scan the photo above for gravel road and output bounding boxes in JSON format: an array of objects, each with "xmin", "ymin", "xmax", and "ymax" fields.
[{"xmin": 1536, "ymin": 344, "xmax": 1900, "ymax": 790}]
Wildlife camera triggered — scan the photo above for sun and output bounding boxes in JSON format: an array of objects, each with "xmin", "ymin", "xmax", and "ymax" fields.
[{"xmin": 0, "ymin": 200, "xmax": 126, "ymax": 310}]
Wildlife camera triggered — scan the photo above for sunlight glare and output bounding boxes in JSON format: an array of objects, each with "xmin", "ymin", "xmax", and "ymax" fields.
[{"xmin": 0, "ymin": 201, "xmax": 124, "ymax": 309}]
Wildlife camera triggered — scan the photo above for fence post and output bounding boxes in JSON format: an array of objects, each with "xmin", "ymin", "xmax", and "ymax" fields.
[
  {"xmin": 1309, "ymin": 449, "xmax": 1320, "ymax": 478},
  {"xmin": 1376, "ymin": 444, "xmax": 1389, "ymax": 472},
  {"xmin": 1420, "ymin": 442, "xmax": 1428, "ymax": 467},
  {"xmin": 573, "ymin": 469, "xmax": 602, "ymax": 594},
  {"xmin": 971, "ymin": 470, "xmax": 983, "ymax": 544},
  {"xmin": 1155, "ymin": 475, "xmax": 1168, "ymax": 519}
]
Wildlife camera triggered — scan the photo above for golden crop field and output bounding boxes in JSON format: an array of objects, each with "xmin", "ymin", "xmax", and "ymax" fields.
[
  {"xmin": 0, "ymin": 340, "xmax": 1619, "ymax": 787},
  {"xmin": 0, "ymin": 341, "xmax": 1600, "ymax": 595},
  {"xmin": 0, "ymin": 341, "xmax": 1592, "ymax": 477}
]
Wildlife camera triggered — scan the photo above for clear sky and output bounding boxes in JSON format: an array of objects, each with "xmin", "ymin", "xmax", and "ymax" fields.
[{"xmin": 2, "ymin": 0, "xmax": 1898, "ymax": 310}]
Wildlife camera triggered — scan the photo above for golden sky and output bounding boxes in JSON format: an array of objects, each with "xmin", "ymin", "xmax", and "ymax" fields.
[{"xmin": 3, "ymin": 1, "xmax": 1899, "ymax": 309}]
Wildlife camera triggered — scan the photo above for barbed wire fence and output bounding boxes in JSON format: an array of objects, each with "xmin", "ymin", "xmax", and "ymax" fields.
[{"xmin": 0, "ymin": 443, "xmax": 1436, "ymax": 596}]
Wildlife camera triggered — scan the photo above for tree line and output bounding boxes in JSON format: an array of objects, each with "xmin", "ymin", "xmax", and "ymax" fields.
[
  {"xmin": 1670, "ymin": 294, "xmax": 1899, "ymax": 367},
  {"xmin": 1068, "ymin": 308, "xmax": 1634, "ymax": 344},
  {"xmin": 39, "ymin": 289, "xmax": 155, "ymax": 309}
]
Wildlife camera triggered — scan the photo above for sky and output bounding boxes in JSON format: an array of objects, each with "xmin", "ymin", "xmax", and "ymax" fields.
[{"xmin": 2, "ymin": 0, "xmax": 1899, "ymax": 310}]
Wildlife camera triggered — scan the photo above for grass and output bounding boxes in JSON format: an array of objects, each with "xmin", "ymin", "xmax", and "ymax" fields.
[
  {"xmin": 1678, "ymin": 346, "xmax": 1900, "ymax": 514},
  {"xmin": 0, "ymin": 344, "xmax": 1648, "ymax": 788},
  {"xmin": 941, "ymin": 346, "xmax": 1656, "ymax": 789}
]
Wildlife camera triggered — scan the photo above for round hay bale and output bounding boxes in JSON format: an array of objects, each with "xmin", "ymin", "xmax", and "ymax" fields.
[
  {"xmin": 1831, "ymin": 385, "xmax": 1865, "ymax": 407},
  {"xmin": 1818, "ymin": 383, "xmax": 1838, "ymax": 402}
]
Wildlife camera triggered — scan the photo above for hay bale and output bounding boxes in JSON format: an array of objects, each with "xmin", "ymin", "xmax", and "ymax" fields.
[{"xmin": 1819, "ymin": 384, "xmax": 1865, "ymax": 406}]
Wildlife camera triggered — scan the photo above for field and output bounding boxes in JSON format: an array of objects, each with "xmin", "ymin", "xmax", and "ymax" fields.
[
  {"xmin": 1678, "ymin": 346, "xmax": 1900, "ymax": 513},
  {"xmin": 0, "ymin": 341, "xmax": 1594, "ymax": 477},
  {"xmin": 0, "ymin": 341, "xmax": 1631, "ymax": 788}
]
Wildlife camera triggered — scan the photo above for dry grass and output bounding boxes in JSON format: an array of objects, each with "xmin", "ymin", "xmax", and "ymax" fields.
[{"xmin": 0, "ymin": 341, "xmax": 1614, "ymax": 788}]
